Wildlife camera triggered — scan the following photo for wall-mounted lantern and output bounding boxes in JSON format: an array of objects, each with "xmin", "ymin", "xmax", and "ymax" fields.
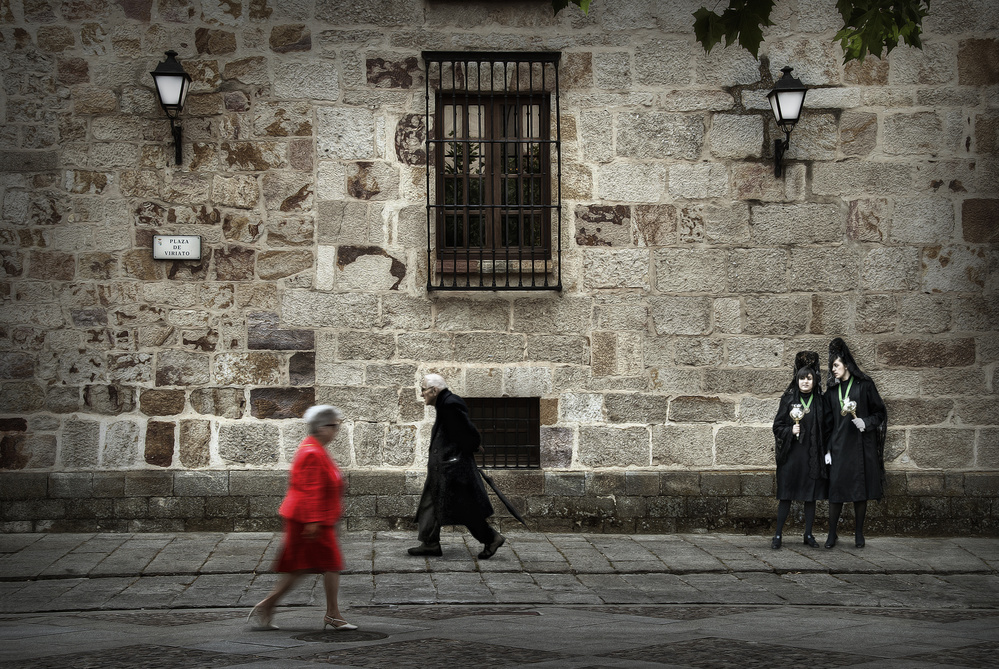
[
  {"xmin": 767, "ymin": 65, "xmax": 807, "ymax": 178},
  {"xmin": 150, "ymin": 50, "xmax": 192, "ymax": 166}
]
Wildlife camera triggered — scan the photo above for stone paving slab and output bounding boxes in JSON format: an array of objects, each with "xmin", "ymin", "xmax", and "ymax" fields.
[
  {"xmin": 2, "ymin": 531, "xmax": 998, "ymax": 615},
  {"xmin": 9, "ymin": 531, "xmax": 999, "ymax": 583}
]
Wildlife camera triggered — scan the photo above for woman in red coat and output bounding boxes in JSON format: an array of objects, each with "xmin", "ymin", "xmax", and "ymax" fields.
[{"xmin": 247, "ymin": 405, "xmax": 356, "ymax": 631}]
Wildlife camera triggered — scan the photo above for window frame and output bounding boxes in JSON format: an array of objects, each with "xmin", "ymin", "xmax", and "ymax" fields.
[
  {"xmin": 423, "ymin": 51, "xmax": 563, "ymax": 291},
  {"xmin": 433, "ymin": 93, "xmax": 553, "ymax": 262},
  {"xmin": 465, "ymin": 397, "xmax": 541, "ymax": 470}
]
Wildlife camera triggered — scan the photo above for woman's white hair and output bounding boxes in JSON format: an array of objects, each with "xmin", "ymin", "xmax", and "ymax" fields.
[
  {"xmin": 422, "ymin": 373, "xmax": 447, "ymax": 390},
  {"xmin": 303, "ymin": 404, "xmax": 344, "ymax": 435}
]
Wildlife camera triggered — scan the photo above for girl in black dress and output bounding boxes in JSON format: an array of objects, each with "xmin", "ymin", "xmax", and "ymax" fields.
[
  {"xmin": 771, "ymin": 351, "xmax": 830, "ymax": 549},
  {"xmin": 825, "ymin": 338, "xmax": 888, "ymax": 549}
]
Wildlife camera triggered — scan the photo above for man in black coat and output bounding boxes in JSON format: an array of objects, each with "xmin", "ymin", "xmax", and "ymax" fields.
[{"xmin": 408, "ymin": 374, "xmax": 505, "ymax": 559}]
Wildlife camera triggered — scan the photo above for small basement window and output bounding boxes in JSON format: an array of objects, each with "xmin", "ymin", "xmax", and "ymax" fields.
[{"xmin": 466, "ymin": 397, "xmax": 541, "ymax": 469}]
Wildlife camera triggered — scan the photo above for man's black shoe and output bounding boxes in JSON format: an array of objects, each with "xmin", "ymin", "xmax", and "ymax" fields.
[
  {"xmin": 408, "ymin": 543, "xmax": 442, "ymax": 557},
  {"xmin": 477, "ymin": 533, "xmax": 505, "ymax": 560}
]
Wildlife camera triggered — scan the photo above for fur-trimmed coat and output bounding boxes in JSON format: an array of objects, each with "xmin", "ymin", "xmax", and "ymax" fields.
[{"xmin": 419, "ymin": 389, "xmax": 493, "ymax": 525}]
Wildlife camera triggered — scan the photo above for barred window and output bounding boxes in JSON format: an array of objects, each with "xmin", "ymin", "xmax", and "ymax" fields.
[
  {"xmin": 424, "ymin": 52, "xmax": 562, "ymax": 290},
  {"xmin": 437, "ymin": 96, "xmax": 550, "ymax": 257},
  {"xmin": 466, "ymin": 397, "xmax": 541, "ymax": 469}
]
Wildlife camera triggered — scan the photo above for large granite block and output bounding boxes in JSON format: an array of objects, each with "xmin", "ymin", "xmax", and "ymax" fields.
[
  {"xmin": 174, "ymin": 471, "xmax": 230, "ymax": 497},
  {"xmin": 230, "ymin": 471, "xmax": 287, "ymax": 496},
  {"xmin": 49, "ymin": 473, "xmax": 94, "ymax": 499},
  {"xmin": 0, "ymin": 473, "xmax": 49, "ymax": 500}
]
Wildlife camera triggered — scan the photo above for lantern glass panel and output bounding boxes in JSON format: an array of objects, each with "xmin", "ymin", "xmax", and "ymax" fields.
[
  {"xmin": 154, "ymin": 74, "xmax": 187, "ymax": 109},
  {"xmin": 773, "ymin": 89, "xmax": 805, "ymax": 124}
]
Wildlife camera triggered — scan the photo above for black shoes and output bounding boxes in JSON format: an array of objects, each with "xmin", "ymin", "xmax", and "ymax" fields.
[
  {"xmin": 478, "ymin": 533, "xmax": 505, "ymax": 559},
  {"xmin": 408, "ymin": 542, "xmax": 442, "ymax": 557},
  {"xmin": 855, "ymin": 535, "xmax": 865, "ymax": 548},
  {"xmin": 804, "ymin": 535, "xmax": 819, "ymax": 548},
  {"xmin": 825, "ymin": 534, "xmax": 838, "ymax": 549},
  {"xmin": 771, "ymin": 535, "xmax": 782, "ymax": 549}
]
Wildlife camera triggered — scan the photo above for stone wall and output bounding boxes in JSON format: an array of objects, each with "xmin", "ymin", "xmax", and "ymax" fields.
[
  {"xmin": 2, "ymin": 469, "xmax": 997, "ymax": 535},
  {"xmin": 1, "ymin": 1, "xmax": 997, "ymax": 533}
]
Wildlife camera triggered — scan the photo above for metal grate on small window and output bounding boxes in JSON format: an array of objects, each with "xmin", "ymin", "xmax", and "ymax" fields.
[
  {"xmin": 466, "ymin": 397, "xmax": 541, "ymax": 469},
  {"xmin": 423, "ymin": 51, "xmax": 562, "ymax": 291}
]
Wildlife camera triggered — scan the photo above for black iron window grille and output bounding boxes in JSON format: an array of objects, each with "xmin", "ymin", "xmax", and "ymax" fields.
[
  {"xmin": 424, "ymin": 51, "xmax": 562, "ymax": 291},
  {"xmin": 466, "ymin": 397, "xmax": 541, "ymax": 469}
]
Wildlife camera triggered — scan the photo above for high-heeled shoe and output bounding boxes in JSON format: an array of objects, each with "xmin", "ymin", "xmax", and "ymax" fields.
[
  {"xmin": 324, "ymin": 615, "xmax": 357, "ymax": 631},
  {"xmin": 825, "ymin": 533, "xmax": 837, "ymax": 549},
  {"xmin": 855, "ymin": 535, "xmax": 865, "ymax": 548},
  {"xmin": 771, "ymin": 535, "xmax": 782, "ymax": 549},
  {"xmin": 247, "ymin": 603, "xmax": 278, "ymax": 630},
  {"xmin": 803, "ymin": 535, "xmax": 819, "ymax": 548}
]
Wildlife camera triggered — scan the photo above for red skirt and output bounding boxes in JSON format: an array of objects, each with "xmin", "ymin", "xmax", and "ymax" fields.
[{"xmin": 274, "ymin": 519, "xmax": 344, "ymax": 573}]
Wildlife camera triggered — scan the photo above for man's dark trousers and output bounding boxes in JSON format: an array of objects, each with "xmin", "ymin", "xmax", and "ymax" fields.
[{"xmin": 416, "ymin": 484, "xmax": 495, "ymax": 546}]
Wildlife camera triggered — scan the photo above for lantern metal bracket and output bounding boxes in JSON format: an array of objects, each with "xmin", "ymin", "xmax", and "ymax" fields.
[
  {"xmin": 774, "ymin": 131, "xmax": 791, "ymax": 178},
  {"xmin": 169, "ymin": 116, "xmax": 183, "ymax": 166}
]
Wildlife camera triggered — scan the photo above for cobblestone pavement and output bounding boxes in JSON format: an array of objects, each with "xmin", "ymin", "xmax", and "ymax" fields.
[{"xmin": 1, "ymin": 531, "xmax": 998, "ymax": 667}]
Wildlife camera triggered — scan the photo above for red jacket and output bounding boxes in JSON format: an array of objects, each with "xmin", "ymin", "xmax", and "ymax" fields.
[{"xmin": 278, "ymin": 436, "xmax": 343, "ymax": 525}]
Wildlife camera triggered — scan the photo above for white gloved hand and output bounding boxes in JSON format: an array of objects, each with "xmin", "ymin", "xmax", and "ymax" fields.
[
  {"xmin": 824, "ymin": 453, "xmax": 832, "ymax": 465},
  {"xmin": 852, "ymin": 417, "xmax": 866, "ymax": 432}
]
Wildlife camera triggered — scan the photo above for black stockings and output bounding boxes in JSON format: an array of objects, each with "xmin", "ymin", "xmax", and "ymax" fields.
[
  {"xmin": 828, "ymin": 501, "xmax": 867, "ymax": 539},
  {"xmin": 775, "ymin": 500, "xmax": 791, "ymax": 537},
  {"xmin": 854, "ymin": 500, "xmax": 867, "ymax": 540},
  {"xmin": 828, "ymin": 502, "xmax": 843, "ymax": 538},
  {"xmin": 775, "ymin": 500, "xmax": 817, "ymax": 537},
  {"xmin": 803, "ymin": 501, "xmax": 816, "ymax": 537}
]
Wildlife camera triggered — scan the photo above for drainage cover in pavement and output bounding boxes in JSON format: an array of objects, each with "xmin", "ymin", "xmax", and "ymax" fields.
[
  {"xmin": 293, "ymin": 630, "xmax": 388, "ymax": 643},
  {"xmin": 349, "ymin": 605, "xmax": 541, "ymax": 620}
]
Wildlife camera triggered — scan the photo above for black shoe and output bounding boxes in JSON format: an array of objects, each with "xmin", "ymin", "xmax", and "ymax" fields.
[
  {"xmin": 855, "ymin": 535, "xmax": 865, "ymax": 548},
  {"xmin": 771, "ymin": 535, "xmax": 782, "ymax": 549},
  {"xmin": 408, "ymin": 543, "xmax": 442, "ymax": 557},
  {"xmin": 477, "ymin": 533, "xmax": 505, "ymax": 560},
  {"xmin": 804, "ymin": 535, "xmax": 819, "ymax": 548},
  {"xmin": 825, "ymin": 534, "xmax": 837, "ymax": 549}
]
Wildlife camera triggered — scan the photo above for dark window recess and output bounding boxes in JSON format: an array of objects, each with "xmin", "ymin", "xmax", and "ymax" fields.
[
  {"xmin": 466, "ymin": 397, "xmax": 541, "ymax": 469},
  {"xmin": 424, "ymin": 51, "xmax": 563, "ymax": 291}
]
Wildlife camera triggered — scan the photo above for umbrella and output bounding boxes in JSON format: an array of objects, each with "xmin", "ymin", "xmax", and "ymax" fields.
[{"xmin": 477, "ymin": 468, "xmax": 528, "ymax": 527}]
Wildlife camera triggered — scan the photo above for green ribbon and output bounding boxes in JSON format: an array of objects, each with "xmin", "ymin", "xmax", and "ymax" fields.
[
  {"xmin": 838, "ymin": 377, "xmax": 854, "ymax": 410},
  {"xmin": 799, "ymin": 393, "xmax": 813, "ymax": 413}
]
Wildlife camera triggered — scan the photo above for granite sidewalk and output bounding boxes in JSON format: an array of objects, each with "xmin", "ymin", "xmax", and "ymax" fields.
[{"xmin": 2, "ymin": 531, "xmax": 998, "ymax": 668}]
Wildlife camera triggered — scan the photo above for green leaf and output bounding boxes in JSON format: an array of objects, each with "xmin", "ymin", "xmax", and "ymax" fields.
[
  {"xmin": 735, "ymin": 8, "xmax": 768, "ymax": 58},
  {"xmin": 551, "ymin": 0, "xmax": 590, "ymax": 15},
  {"xmin": 835, "ymin": 1, "xmax": 930, "ymax": 64},
  {"xmin": 693, "ymin": 1, "xmax": 775, "ymax": 60},
  {"xmin": 693, "ymin": 7, "xmax": 727, "ymax": 55}
]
